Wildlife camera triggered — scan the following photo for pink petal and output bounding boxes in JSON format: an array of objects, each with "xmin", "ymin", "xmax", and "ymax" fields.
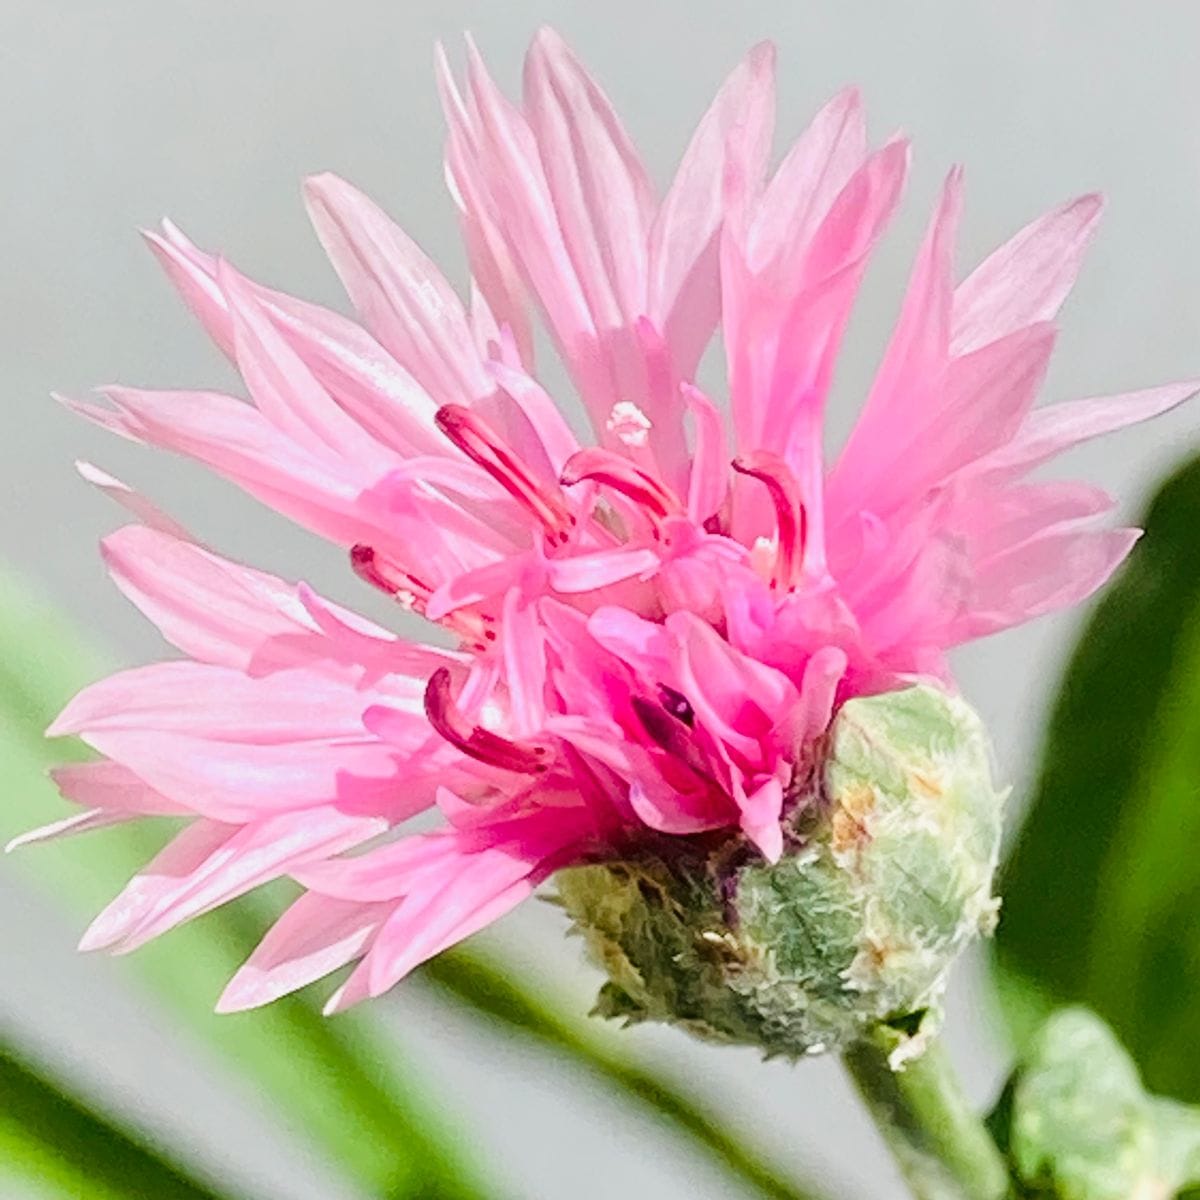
[
  {"xmin": 73, "ymin": 387, "xmax": 379, "ymax": 549},
  {"xmin": 522, "ymin": 26, "xmax": 656, "ymax": 326},
  {"xmin": 218, "ymin": 261, "xmax": 396, "ymax": 471},
  {"xmin": 737, "ymin": 775, "xmax": 784, "ymax": 862},
  {"xmin": 751, "ymin": 86, "xmax": 867, "ymax": 274},
  {"xmin": 952, "ymin": 193, "xmax": 1103, "ymax": 355},
  {"xmin": 147, "ymin": 221, "xmax": 446, "ymax": 457},
  {"xmin": 953, "ymin": 525, "xmax": 1142, "ymax": 641},
  {"xmin": 981, "ymin": 380, "xmax": 1200, "ymax": 476},
  {"xmin": 83, "ymin": 806, "xmax": 386, "ymax": 954},
  {"xmin": 304, "ymin": 173, "xmax": 492, "ymax": 406},
  {"xmin": 648, "ymin": 42, "xmax": 776, "ymax": 374},
  {"xmin": 75, "ymin": 462, "xmax": 192, "ymax": 539},
  {"xmin": 217, "ymin": 893, "xmax": 393, "ymax": 1013}
]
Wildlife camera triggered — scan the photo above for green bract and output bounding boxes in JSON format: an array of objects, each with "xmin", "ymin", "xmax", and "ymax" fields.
[{"xmin": 557, "ymin": 684, "xmax": 1004, "ymax": 1059}]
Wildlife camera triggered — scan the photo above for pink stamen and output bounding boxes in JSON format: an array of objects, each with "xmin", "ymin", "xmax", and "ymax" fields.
[
  {"xmin": 352, "ymin": 545, "xmax": 495, "ymax": 649},
  {"xmin": 560, "ymin": 448, "xmax": 680, "ymax": 531},
  {"xmin": 436, "ymin": 404, "xmax": 576, "ymax": 545},
  {"xmin": 424, "ymin": 667, "xmax": 552, "ymax": 774},
  {"xmin": 731, "ymin": 452, "xmax": 807, "ymax": 590},
  {"xmin": 350, "ymin": 544, "xmax": 429, "ymax": 607}
]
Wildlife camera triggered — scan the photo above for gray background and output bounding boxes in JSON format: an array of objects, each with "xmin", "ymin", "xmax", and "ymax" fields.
[{"xmin": 3, "ymin": 2, "xmax": 1199, "ymax": 1197}]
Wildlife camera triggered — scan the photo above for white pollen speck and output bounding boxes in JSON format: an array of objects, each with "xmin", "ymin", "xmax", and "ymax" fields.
[
  {"xmin": 606, "ymin": 400, "xmax": 652, "ymax": 448},
  {"xmin": 749, "ymin": 535, "xmax": 777, "ymax": 582}
]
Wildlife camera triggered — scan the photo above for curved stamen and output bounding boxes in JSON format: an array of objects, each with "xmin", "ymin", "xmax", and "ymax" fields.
[
  {"xmin": 731, "ymin": 452, "xmax": 807, "ymax": 591},
  {"xmin": 436, "ymin": 404, "xmax": 576, "ymax": 545},
  {"xmin": 353, "ymin": 545, "xmax": 495, "ymax": 648},
  {"xmin": 424, "ymin": 667, "xmax": 552, "ymax": 774},
  {"xmin": 560, "ymin": 447, "xmax": 680, "ymax": 530},
  {"xmin": 350, "ymin": 543, "xmax": 428, "ymax": 609}
]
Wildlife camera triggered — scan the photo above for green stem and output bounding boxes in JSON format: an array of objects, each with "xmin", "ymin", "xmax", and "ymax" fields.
[{"xmin": 842, "ymin": 1030, "xmax": 1010, "ymax": 1200}]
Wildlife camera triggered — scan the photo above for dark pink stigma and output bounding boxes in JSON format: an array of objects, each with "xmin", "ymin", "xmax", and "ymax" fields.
[
  {"xmin": 424, "ymin": 667, "xmax": 552, "ymax": 774},
  {"xmin": 731, "ymin": 452, "xmax": 807, "ymax": 590},
  {"xmin": 436, "ymin": 404, "xmax": 576, "ymax": 545},
  {"xmin": 350, "ymin": 544, "xmax": 430, "ymax": 607},
  {"xmin": 560, "ymin": 448, "xmax": 680, "ymax": 531}
]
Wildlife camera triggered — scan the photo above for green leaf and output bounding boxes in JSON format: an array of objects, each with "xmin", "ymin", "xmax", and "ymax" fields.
[
  {"xmin": 0, "ymin": 570, "xmax": 490, "ymax": 1200},
  {"xmin": 995, "ymin": 451, "xmax": 1200, "ymax": 1104},
  {"xmin": 422, "ymin": 948, "xmax": 830, "ymax": 1200},
  {"xmin": 0, "ymin": 1042, "xmax": 230, "ymax": 1200},
  {"xmin": 988, "ymin": 1007, "xmax": 1200, "ymax": 1200}
]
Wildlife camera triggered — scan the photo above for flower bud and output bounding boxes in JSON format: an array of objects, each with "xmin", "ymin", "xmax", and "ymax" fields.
[{"xmin": 555, "ymin": 684, "xmax": 1005, "ymax": 1059}]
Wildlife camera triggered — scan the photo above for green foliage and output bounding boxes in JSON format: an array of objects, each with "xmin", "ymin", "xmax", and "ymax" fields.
[
  {"xmin": 0, "ymin": 1044, "xmax": 229, "ymax": 1200},
  {"xmin": 989, "ymin": 1008, "xmax": 1200, "ymax": 1199},
  {"xmin": 995, "ymin": 452, "xmax": 1200, "ymax": 1104}
]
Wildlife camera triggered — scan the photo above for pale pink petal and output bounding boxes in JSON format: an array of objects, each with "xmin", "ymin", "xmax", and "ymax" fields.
[
  {"xmin": 147, "ymin": 221, "xmax": 446, "ymax": 457},
  {"xmin": 501, "ymin": 585, "xmax": 547, "ymax": 737},
  {"xmin": 522, "ymin": 26, "xmax": 656, "ymax": 326},
  {"xmin": 101, "ymin": 525, "xmax": 396, "ymax": 675},
  {"xmin": 72, "ymin": 387, "xmax": 380, "ymax": 549},
  {"xmin": 52, "ymin": 761, "xmax": 187, "ymax": 815},
  {"xmin": 952, "ymin": 526, "xmax": 1142, "ymax": 641},
  {"xmin": 79, "ymin": 819, "xmax": 236, "ymax": 952},
  {"xmin": 6, "ymin": 807, "xmax": 136, "ymax": 851},
  {"xmin": 751, "ymin": 86, "xmax": 867, "ymax": 274},
  {"xmin": 628, "ymin": 778, "xmax": 728, "ymax": 837},
  {"xmin": 75, "ymin": 462, "xmax": 193, "ymax": 539},
  {"xmin": 49, "ymin": 662, "xmax": 376, "ymax": 743},
  {"xmin": 952, "ymin": 193, "xmax": 1103, "ymax": 355},
  {"xmin": 545, "ymin": 547, "xmax": 659, "ymax": 593},
  {"xmin": 980, "ymin": 380, "xmax": 1200, "ymax": 476},
  {"xmin": 437, "ymin": 43, "xmax": 535, "ymax": 366},
  {"xmin": 304, "ymin": 172, "xmax": 492, "ymax": 405},
  {"xmin": 648, "ymin": 42, "xmax": 776, "ymax": 374},
  {"xmin": 216, "ymin": 893, "xmax": 392, "ymax": 1013},
  {"xmin": 218, "ymin": 261, "xmax": 397, "ymax": 471},
  {"xmin": 737, "ymin": 776, "xmax": 784, "ymax": 862},
  {"xmin": 461, "ymin": 38, "xmax": 596, "ymax": 351},
  {"xmin": 84, "ymin": 806, "xmax": 386, "ymax": 954},
  {"xmin": 683, "ymin": 384, "xmax": 729, "ymax": 525}
]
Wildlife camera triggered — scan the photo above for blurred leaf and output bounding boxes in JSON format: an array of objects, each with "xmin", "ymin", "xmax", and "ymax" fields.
[
  {"xmin": 987, "ymin": 1007, "xmax": 1200, "ymax": 1200},
  {"xmin": 0, "ymin": 571, "xmax": 490, "ymax": 1200},
  {"xmin": 0, "ymin": 1042, "xmax": 229, "ymax": 1200},
  {"xmin": 423, "ymin": 949, "xmax": 829, "ymax": 1200},
  {"xmin": 995, "ymin": 451, "xmax": 1200, "ymax": 1102}
]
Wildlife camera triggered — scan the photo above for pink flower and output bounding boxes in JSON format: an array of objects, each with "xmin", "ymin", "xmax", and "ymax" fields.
[{"xmin": 26, "ymin": 29, "xmax": 1195, "ymax": 1013}]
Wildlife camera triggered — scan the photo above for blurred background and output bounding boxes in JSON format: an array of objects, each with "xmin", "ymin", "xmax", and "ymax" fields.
[{"xmin": 3, "ymin": 3, "xmax": 1200, "ymax": 1197}]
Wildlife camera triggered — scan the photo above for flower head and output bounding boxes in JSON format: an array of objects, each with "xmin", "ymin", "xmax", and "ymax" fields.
[{"xmin": 26, "ymin": 29, "xmax": 1194, "ymax": 1017}]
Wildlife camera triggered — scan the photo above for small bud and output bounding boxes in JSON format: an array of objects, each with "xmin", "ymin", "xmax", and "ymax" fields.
[{"xmin": 555, "ymin": 684, "xmax": 1005, "ymax": 1059}]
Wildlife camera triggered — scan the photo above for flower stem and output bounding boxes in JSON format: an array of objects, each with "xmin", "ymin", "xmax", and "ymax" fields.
[{"xmin": 842, "ymin": 1029, "xmax": 1010, "ymax": 1200}]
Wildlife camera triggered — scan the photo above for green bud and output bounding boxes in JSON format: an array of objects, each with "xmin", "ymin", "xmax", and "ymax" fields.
[
  {"xmin": 555, "ymin": 684, "xmax": 1005, "ymax": 1060},
  {"xmin": 991, "ymin": 1007, "xmax": 1200, "ymax": 1200}
]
